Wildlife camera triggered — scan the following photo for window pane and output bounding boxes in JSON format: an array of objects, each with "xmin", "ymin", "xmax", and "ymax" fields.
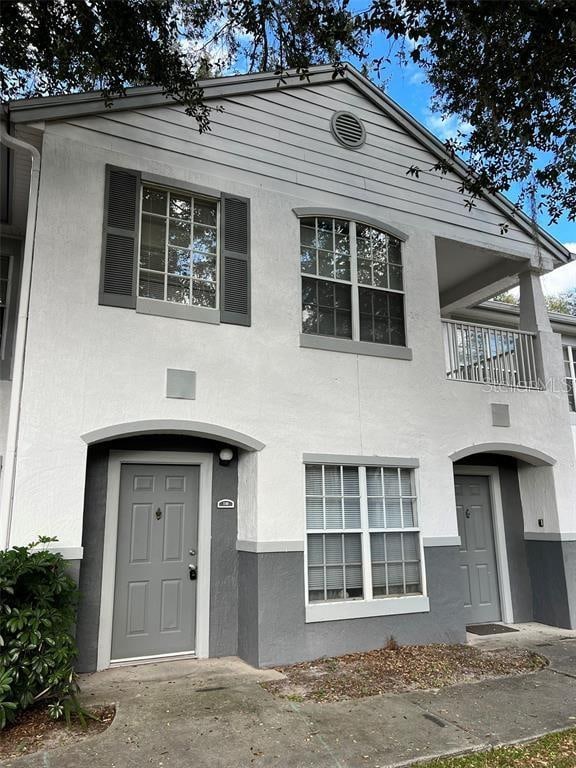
[
  {"xmin": 325, "ymin": 534, "xmax": 343, "ymax": 563},
  {"xmin": 402, "ymin": 498, "xmax": 415, "ymax": 527},
  {"xmin": 300, "ymin": 225, "xmax": 316, "ymax": 248},
  {"xmin": 301, "ymin": 247, "xmax": 316, "ymax": 274},
  {"xmin": 324, "ymin": 466, "xmax": 341, "ymax": 495},
  {"xmin": 344, "ymin": 496, "xmax": 361, "ymax": 528},
  {"xmin": 306, "ymin": 497, "xmax": 324, "ymax": 529},
  {"xmin": 139, "ymin": 270, "xmax": 164, "ymax": 300},
  {"xmin": 193, "ymin": 252, "xmax": 216, "ymax": 282},
  {"xmin": 192, "ymin": 280, "xmax": 216, "ymax": 308},
  {"xmin": 318, "ymin": 250, "xmax": 334, "ymax": 278},
  {"xmin": 193, "ymin": 224, "xmax": 217, "ymax": 254},
  {"xmin": 169, "ymin": 219, "xmax": 191, "ymax": 248},
  {"xmin": 140, "ymin": 214, "xmax": 166, "ymax": 271},
  {"xmin": 142, "ymin": 187, "xmax": 167, "ymax": 215},
  {"xmin": 194, "ymin": 199, "xmax": 217, "ymax": 226},
  {"xmin": 342, "ymin": 467, "xmax": 360, "ymax": 495},
  {"xmin": 169, "ymin": 194, "xmax": 192, "ymax": 220},
  {"xmin": 325, "ymin": 497, "xmax": 343, "ymax": 528},
  {"xmin": 306, "ymin": 465, "xmax": 323, "ymax": 495},
  {"xmin": 386, "ymin": 498, "xmax": 402, "ymax": 528},
  {"xmin": 166, "ymin": 276, "xmax": 190, "ymax": 304},
  {"xmin": 368, "ymin": 497, "xmax": 384, "ymax": 528},
  {"xmin": 167, "ymin": 247, "xmax": 191, "ymax": 276},
  {"xmin": 307, "ymin": 534, "xmax": 324, "ymax": 565}
]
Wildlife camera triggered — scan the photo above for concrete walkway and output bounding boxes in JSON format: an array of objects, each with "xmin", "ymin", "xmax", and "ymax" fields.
[{"xmin": 4, "ymin": 624, "xmax": 576, "ymax": 768}]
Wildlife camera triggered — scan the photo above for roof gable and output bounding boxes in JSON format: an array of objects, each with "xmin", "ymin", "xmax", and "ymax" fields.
[{"xmin": 8, "ymin": 64, "xmax": 570, "ymax": 264}]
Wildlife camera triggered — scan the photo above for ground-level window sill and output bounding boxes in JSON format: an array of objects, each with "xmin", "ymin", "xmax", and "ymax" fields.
[
  {"xmin": 299, "ymin": 334, "xmax": 412, "ymax": 360},
  {"xmin": 305, "ymin": 595, "xmax": 430, "ymax": 623}
]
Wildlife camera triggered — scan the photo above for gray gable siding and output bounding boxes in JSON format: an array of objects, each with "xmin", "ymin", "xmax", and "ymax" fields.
[{"xmin": 43, "ymin": 80, "xmax": 536, "ymax": 254}]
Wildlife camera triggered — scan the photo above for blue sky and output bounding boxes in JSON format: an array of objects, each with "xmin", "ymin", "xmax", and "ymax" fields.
[{"xmin": 352, "ymin": 44, "xmax": 576, "ymax": 295}]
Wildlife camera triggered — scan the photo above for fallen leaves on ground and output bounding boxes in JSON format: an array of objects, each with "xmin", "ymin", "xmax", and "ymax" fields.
[
  {"xmin": 262, "ymin": 644, "xmax": 546, "ymax": 702},
  {"xmin": 0, "ymin": 704, "xmax": 115, "ymax": 760},
  {"xmin": 424, "ymin": 728, "xmax": 576, "ymax": 767}
]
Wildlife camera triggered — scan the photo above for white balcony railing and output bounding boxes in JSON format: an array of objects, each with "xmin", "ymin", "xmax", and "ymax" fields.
[{"xmin": 442, "ymin": 319, "xmax": 539, "ymax": 389}]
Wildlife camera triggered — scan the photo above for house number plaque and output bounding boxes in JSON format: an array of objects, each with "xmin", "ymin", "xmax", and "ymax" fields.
[{"xmin": 217, "ymin": 499, "xmax": 235, "ymax": 509}]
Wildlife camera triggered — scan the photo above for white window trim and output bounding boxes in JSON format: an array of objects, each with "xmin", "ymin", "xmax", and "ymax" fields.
[
  {"xmin": 137, "ymin": 183, "xmax": 220, "ymax": 319},
  {"xmin": 453, "ymin": 465, "xmax": 514, "ymax": 624},
  {"xmin": 303, "ymin": 461, "xmax": 429, "ymax": 624},
  {"xmin": 564, "ymin": 344, "xmax": 576, "ymax": 412},
  {"xmin": 97, "ymin": 451, "xmax": 213, "ymax": 671}
]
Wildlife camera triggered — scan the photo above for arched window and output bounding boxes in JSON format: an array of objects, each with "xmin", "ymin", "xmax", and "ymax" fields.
[{"xmin": 299, "ymin": 216, "xmax": 406, "ymax": 347}]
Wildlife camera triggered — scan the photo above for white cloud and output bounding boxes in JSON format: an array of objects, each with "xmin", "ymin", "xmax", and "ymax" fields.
[
  {"xmin": 424, "ymin": 110, "xmax": 473, "ymax": 142},
  {"xmin": 541, "ymin": 248, "xmax": 576, "ymax": 295}
]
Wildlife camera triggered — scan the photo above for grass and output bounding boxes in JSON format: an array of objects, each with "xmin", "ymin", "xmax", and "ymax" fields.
[{"xmin": 423, "ymin": 728, "xmax": 576, "ymax": 767}]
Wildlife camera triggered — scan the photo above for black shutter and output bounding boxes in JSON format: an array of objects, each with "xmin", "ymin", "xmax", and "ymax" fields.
[
  {"xmin": 220, "ymin": 193, "xmax": 251, "ymax": 326},
  {"xmin": 99, "ymin": 165, "xmax": 140, "ymax": 308}
]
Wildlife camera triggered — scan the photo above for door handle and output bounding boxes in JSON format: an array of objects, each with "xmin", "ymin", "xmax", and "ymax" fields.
[
  {"xmin": 189, "ymin": 564, "xmax": 197, "ymax": 581},
  {"xmin": 465, "ymin": 508, "xmax": 471, "ymax": 519}
]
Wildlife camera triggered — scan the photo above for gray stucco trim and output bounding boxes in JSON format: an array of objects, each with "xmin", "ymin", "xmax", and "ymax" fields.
[
  {"xmin": 237, "ymin": 546, "xmax": 467, "ymax": 667},
  {"xmin": 38, "ymin": 546, "xmax": 84, "ymax": 559},
  {"xmin": 524, "ymin": 532, "xmax": 576, "ymax": 542},
  {"xmin": 303, "ymin": 453, "xmax": 419, "ymax": 468},
  {"xmin": 526, "ymin": 540, "xmax": 576, "ymax": 629},
  {"xmin": 236, "ymin": 540, "xmax": 304, "ymax": 553},
  {"xmin": 450, "ymin": 443, "xmax": 555, "ymax": 466},
  {"xmin": 423, "ymin": 536, "xmax": 461, "ymax": 547},
  {"xmin": 293, "ymin": 207, "xmax": 408, "ymax": 242},
  {"xmin": 81, "ymin": 420, "xmax": 265, "ymax": 451},
  {"xmin": 141, "ymin": 171, "xmax": 222, "ymax": 200},
  {"xmin": 300, "ymin": 334, "xmax": 413, "ymax": 360},
  {"xmin": 136, "ymin": 298, "xmax": 220, "ymax": 324}
]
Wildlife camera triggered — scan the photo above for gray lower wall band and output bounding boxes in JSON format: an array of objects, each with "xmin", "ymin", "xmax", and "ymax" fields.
[{"xmin": 237, "ymin": 546, "xmax": 467, "ymax": 668}]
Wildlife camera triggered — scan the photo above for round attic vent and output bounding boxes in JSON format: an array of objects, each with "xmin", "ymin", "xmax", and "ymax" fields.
[{"xmin": 330, "ymin": 111, "xmax": 366, "ymax": 148}]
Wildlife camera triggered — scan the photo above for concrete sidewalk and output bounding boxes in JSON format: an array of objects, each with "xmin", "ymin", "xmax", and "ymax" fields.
[{"xmin": 3, "ymin": 625, "xmax": 576, "ymax": 768}]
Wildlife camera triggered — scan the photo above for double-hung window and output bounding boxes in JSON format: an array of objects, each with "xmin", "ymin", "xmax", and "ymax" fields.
[
  {"xmin": 305, "ymin": 463, "xmax": 427, "ymax": 620},
  {"xmin": 100, "ymin": 166, "xmax": 251, "ymax": 326},
  {"xmin": 564, "ymin": 345, "xmax": 576, "ymax": 412},
  {"xmin": 300, "ymin": 217, "xmax": 406, "ymax": 348},
  {"xmin": 139, "ymin": 186, "xmax": 219, "ymax": 309}
]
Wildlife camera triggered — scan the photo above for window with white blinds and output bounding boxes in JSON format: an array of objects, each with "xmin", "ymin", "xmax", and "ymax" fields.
[{"xmin": 305, "ymin": 464, "xmax": 422, "ymax": 604}]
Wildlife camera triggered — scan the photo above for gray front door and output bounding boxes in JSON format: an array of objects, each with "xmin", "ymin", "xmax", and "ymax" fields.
[
  {"xmin": 455, "ymin": 475, "xmax": 501, "ymax": 624},
  {"xmin": 111, "ymin": 464, "xmax": 199, "ymax": 661}
]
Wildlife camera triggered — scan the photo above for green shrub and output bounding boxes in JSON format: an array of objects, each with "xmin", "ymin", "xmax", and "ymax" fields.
[{"xmin": 0, "ymin": 536, "xmax": 82, "ymax": 728}]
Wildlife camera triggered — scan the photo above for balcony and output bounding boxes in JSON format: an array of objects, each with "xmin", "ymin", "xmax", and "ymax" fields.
[{"xmin": 442, "ymin": 319, "xmax": 539, "ymax": 389}]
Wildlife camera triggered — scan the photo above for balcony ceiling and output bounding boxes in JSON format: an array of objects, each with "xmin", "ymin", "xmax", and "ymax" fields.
[{"xmin": 435, "ymin": 237, "xmax": 530, "ymax": 312}]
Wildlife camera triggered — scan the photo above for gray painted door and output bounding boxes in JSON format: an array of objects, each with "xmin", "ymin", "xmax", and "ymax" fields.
[
  {"xmin": 111, "ymin": 464, "xmax": 199, "ymax": 660},
  {"xmin": 455, "ymin": 475, "xmax": 501, "ymax": 624}
]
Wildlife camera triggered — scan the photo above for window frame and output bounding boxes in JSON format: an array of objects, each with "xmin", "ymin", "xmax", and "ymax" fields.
[
  {"xmin": 136, "ymin": 181, "xmax": 221, "ymax": 317},
  {"xmin": 564, "ymin": 344, "xmax": 576, "ymax": 413},
  {"xmin": 303, "ymin": 456, "xmax": 429, "ymax": 623},
  {"xmin": 0, "ymin": 236, "xmax": 23, "ymax": 381},
  {"xmin": 296, "ymin": 209, "xmax": 411, "ymax": 360}
]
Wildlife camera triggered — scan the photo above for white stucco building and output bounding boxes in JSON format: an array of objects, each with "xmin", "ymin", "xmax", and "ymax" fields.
[{"xmin": 1, "ymin": 65, "xmax": 575, "ymax": 671}]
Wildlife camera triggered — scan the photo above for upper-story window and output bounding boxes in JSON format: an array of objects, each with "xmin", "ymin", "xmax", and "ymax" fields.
[
  {"xmin": 300, "ymin": 217, "xmax": 405, "ymax": 347},
  {"xmin": 139, "ymin": 186, "xmax": 219, "ymax": 309},
  {"xmin": 564, "ymin": 345, "xmax": 576, "ymax": 411}
]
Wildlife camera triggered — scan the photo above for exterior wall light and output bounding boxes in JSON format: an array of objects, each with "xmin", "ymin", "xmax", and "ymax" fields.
[{"xmin": 218, "ymin": 447, "xmax": 234, "ymax": 466}]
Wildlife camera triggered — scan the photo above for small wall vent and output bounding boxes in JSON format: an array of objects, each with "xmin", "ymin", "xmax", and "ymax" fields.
[{"xmin": 330, "ymin": 111, "xmax": 366, "ymax": 148}]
